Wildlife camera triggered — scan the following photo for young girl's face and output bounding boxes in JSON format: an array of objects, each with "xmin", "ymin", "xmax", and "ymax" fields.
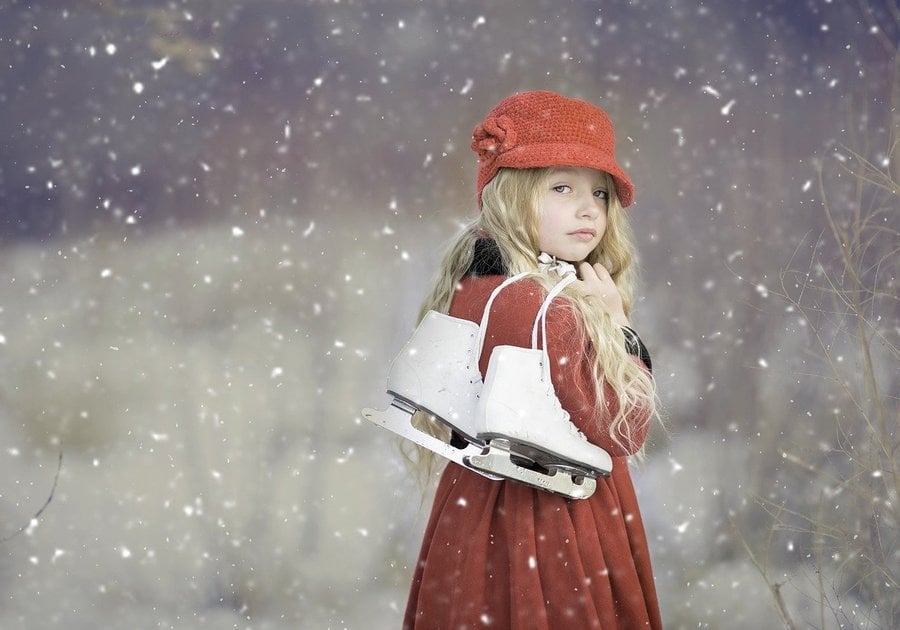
[{"xmin": 537, "ymin": 167, "xmax": 609, "ymax": 262}]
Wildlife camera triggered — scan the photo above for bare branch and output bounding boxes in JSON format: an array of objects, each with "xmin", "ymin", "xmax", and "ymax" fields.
[{"xmin": 0, "ymin": 452, "xmax": 64, "ymax": 544}]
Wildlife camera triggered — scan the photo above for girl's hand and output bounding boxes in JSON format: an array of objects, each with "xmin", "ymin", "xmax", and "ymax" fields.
[{"xmin": 577, "ymin": 262, "xmax": 629, "ymax": 326}]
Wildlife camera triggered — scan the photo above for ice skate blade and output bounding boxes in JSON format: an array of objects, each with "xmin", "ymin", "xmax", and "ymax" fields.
[
  {"xmin": 386, "ymin": 391, "xmax": 485, "ymax": 448},
  {"xmin": 465, "ymin": 442, "xmax": 598, "ymax": 500},
  {"xmin": 361, "ymin": 402, "xmax": 504, "ymax": 481},
  {"xmin": 478, "ymin": 434, "xmax": 612, "ymax": 479}
]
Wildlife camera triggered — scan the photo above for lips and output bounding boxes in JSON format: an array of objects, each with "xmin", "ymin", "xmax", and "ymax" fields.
[{"xmin": 569, "ymin": 228, "xmax": 597, "ymax": 241}]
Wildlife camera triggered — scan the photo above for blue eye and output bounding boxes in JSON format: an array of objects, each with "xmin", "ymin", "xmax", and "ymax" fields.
[
  {"xmin": 594, "ymin": 189, "xmax": 609, "ymax": 200},
  {"xmin": 552, "ymin": 185, "xmax": 571, "ymax": 193}
]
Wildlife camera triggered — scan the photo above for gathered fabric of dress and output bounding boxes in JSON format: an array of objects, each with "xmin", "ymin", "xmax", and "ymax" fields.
[{"xmin": 403, "ymin": 243, "xmax": 662, "ymax": 630}]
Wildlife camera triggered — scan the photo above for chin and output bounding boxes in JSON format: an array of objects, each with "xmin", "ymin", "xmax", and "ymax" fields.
[{"xmin": 568, "ymin": 249, "xmax": 595, "ymax": 263}]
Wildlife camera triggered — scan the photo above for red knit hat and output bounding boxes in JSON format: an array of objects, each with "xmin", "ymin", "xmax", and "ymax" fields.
[{"xmin": 471, "ymin": 90, "xmax": 634, "ymax": 207}]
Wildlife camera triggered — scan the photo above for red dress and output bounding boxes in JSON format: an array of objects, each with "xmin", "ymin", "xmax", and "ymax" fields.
[{"xmin": 404, "ymin": 275, "xmax": 662, "ymax": 629}]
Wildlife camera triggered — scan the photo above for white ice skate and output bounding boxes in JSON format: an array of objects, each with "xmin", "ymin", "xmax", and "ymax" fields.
[
  {"xmin": 363, "ymin": 272, "xmax": 612, "ymax": 499},
  {"xmin": 465, "ymin": 273, "xmax": 612, "ymax": 499},
  {"xmin": 361, "ymin": 273, "xmax": 530, "ymax": 480}
]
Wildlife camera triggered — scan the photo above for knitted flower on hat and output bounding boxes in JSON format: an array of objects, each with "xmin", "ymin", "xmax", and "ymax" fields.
[
  {"xmin": 471, "ymin": 115, "xmax": 518, "ymax": 160},
  {"xmin": 471, "ymin": 90, "xmax": 634, "ymax": 208}
]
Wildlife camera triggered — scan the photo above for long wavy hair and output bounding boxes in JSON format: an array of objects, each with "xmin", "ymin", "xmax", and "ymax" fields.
[{"xmin": 406, "ymin": 167, "xmax": 657, "ymax": 485}]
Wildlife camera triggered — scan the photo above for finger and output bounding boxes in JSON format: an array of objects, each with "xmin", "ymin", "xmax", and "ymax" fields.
[
  {"xmin": 595, "ymin": 265, "xmax": 618, "ymax": 286},
  {"xmin": 579, "ymin": 261, "xmax": 597, "ymax": 280}
]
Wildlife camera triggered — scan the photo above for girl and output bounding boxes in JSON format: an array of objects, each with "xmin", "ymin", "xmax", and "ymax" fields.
[{"xmin": 403, "ymin": 91, "xmax": 661, "ymax": 629}]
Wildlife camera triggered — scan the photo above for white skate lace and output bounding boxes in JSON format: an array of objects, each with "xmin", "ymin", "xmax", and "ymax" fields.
[
  {"xmin": 537, "ymin": 252, "xmax": 577, "ymax": 277},
  {"xmin": 532, "ymin": 272, "xmax": 592, "ymax": 445},
  {"xmin": 547, "ymin": 383, "xmax": 590, "ymax": 442}
]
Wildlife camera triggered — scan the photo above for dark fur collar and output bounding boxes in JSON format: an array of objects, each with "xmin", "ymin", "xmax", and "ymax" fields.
[{"xmin": 468, "ymin": 238, "xmax": 508, "ymax": 276}]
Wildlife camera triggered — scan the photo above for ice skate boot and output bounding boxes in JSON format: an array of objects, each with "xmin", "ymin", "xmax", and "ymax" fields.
[
  {"xmin": 466, "ymin": 345, "xmax": 611, "ymax": 499},
  {"xmin": 465, "ymin": 273, "xmax": 612, "ymax": 499},
  {"xmin": 362, "ymin": 273, "xmax": 530, "ymax": 478},
  {"xmin": 361, "ymin": 310, "xmax": 499, "ymax": 476}
]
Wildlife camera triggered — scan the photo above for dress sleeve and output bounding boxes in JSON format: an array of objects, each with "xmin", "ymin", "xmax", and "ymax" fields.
[{"xmin": 476, "ymin": 280, "xmax": 651, "ymax": 458}]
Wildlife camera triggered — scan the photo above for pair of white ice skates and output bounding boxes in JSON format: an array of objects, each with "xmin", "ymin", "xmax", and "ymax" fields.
[{"xmin": 362, "ymin": 272, "xmax": 612, "ymax": 499}]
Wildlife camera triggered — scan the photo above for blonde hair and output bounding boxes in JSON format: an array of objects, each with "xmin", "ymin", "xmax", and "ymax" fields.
[{"xmin": 408, "ymin": 167, "xmax": 657, "ymax": 484}]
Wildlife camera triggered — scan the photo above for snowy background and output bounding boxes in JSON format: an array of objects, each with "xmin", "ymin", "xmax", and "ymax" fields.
[{"xmin": 1, "ymin": 1, "xmax": 897, "ymax": 628}]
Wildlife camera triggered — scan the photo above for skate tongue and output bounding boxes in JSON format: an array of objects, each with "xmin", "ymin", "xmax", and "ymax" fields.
[{"xmin": 537, "ymin": 252, "xmax": 576, "ymax": 277}]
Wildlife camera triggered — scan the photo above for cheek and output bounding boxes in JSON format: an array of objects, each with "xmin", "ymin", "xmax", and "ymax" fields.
[
  {"xmin": 593, "ymin": 216, "xmax": 609, "ymax": 243},
  {"xmin": 536, "ymin": 212, "xmax": 560, "ymax": 245},
  {"xmin": 536, "ymin": 221, "xmax": 550, "ymax": 249},
  {"xmin": 600, "ymin": 211, "xmax": 610, "ymax": 232}
]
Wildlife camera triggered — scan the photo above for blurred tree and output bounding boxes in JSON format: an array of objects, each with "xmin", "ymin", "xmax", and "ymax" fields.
[{"xmin": 737, "ymin": 50, "xmax": 899, "ymax": 630}]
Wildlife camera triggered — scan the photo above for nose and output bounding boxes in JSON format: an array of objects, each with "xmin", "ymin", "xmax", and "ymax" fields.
[{"xmin": 577, "ymin": 192, "xmax": 601, "ymax": 219}]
